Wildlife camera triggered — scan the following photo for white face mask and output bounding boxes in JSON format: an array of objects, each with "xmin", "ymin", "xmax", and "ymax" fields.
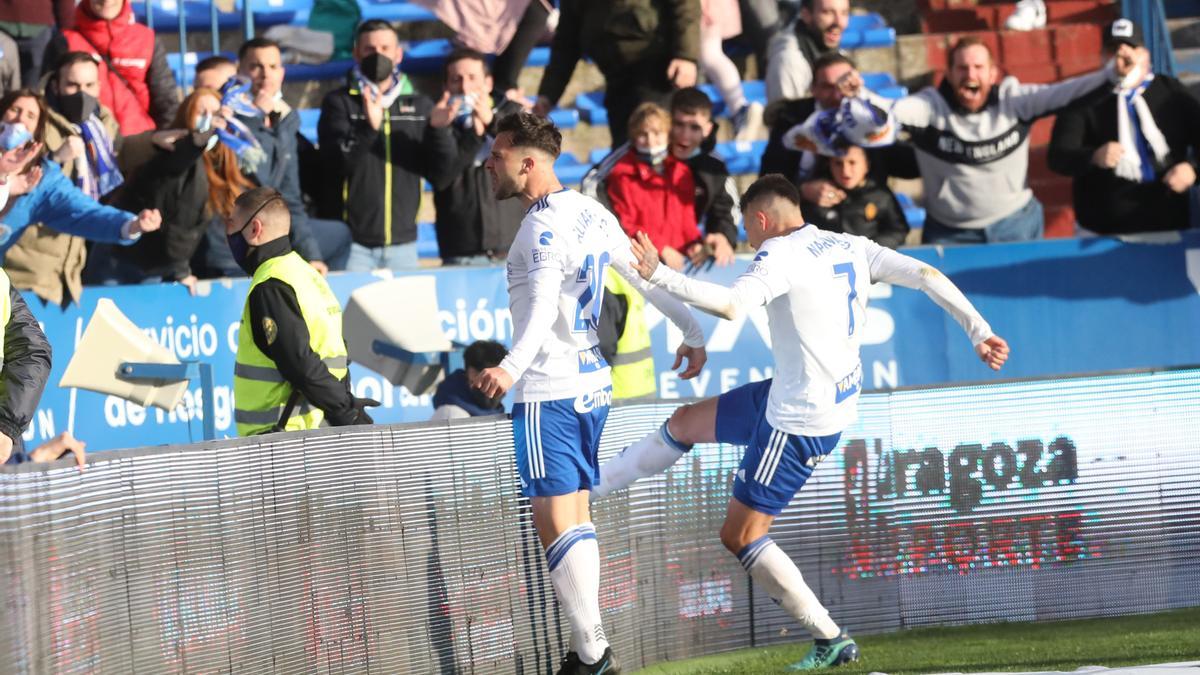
[{"xmin": 635, "ymin": 143, "xmax": 669, "ymax": 164}]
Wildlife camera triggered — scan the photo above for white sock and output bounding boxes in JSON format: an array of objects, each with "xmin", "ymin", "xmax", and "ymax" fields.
[
  {"xmin": 592, "ymin": 422, "xmax": 690, "ymax": 499},
  {"xmin": 546, "ymin": 523, "xmax": 609, "ymax": 664},
  {"xmin": 738, "ymin": 536, "xmax": 841, "ymax": 639}
]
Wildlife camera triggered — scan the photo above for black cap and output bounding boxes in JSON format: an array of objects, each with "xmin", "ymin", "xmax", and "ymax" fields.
[{"xmin": 1104, "ymin": 18, "xmax": 1144, "ymax": 50}]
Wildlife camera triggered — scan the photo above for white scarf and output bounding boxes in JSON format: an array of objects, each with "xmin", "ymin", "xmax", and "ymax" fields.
[{"xmin": 1114, "ymin": 73, "xmax": 1170, "ymax": 183}]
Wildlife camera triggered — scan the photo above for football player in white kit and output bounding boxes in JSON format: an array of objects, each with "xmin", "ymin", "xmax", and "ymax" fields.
[
  {"xmin": 599, "ymin": 174, "xmax": 1010, "ymax": 670},
  {"xmin": 474, "ymin": 112, "xmax": 708, "ymax": 675}
]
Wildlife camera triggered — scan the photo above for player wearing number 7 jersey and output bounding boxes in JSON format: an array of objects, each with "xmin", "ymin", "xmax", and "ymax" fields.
[
  {"xmin": 474, "ymin": 112, "xmax": 708, "ymax": 675},
  {"xmin": 595, "ymin": 174, "xmax": 1010, "ymax": 671}
]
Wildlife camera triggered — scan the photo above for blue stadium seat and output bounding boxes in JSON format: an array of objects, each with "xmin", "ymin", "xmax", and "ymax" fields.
[
  {"xmin": 715, "ymin": 139, "xmax": 768, "ymax": 175},
  {"xmin": 136, "ymin": 0, "xmax": 440, "ymax": 31},
  {"xmin": 841, "ymin": 13, "xmax": 897, "ymax": 50},
  {"xmin": 895, "ymin": 192, "xmax": 926, "ymax": 230},
  {"xmin": 417, "ymin": 221, "xmax": 439, "ymax": 258},
  {"xmin": 555, "ymin": 153, "xmax": 589, "ymax": 186}
]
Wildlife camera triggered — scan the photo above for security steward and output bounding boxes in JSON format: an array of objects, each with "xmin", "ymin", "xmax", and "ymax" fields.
[
  {"xmin": 229, "ymin": 187, "xmax": 375, "ymax": 436},
  {"xmin": 0, "ymin": 268, "xmax": 53, "ymax": 464},
  {"xmin": 597, "ymin": 268, "xmax": 656, "ymax": 399}
]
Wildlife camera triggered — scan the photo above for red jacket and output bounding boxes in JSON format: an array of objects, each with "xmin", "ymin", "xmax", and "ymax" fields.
[
  {"xmin": 63, "ymin": 1, "xmax": 160, "ymax": 135},
  {"xmin": 605, "ymin": 151, "xmax": 701, "ymax": 253}
]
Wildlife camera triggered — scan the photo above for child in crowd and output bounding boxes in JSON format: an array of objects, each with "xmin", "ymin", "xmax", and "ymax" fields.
[{"xmin": 800, "ymin": 145, "xmax": 909, "ymax": 249}]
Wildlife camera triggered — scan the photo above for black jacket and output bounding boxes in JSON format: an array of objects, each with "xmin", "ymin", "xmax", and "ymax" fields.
[
  {"xmin": 244, "ymin": 238, "xmax": 368, "ymax": 427},
  {"xmin": 538, "ymin": 0, "xmax": 701, "ymax": 103},
  {"xmin": 115, "ymin": 134, "xmax": 212, "ymax": 280},
  {"xmin": 0, "ymin": 287, "xmax": 52, "ymax": 463},
  {"xmin": 800, "ymin": 177, "xmax": 909, "ymax": 249},
  {"xmin": 1047, "ymin": 75, "xmax": 1200, "ymax": 235},
  {"xmin": 431, "ymin": 100, "xmax": 525, "ymax": 259},
  {"xmin": 317, "ymin": 78, "xmax": 458, "ymax": 247},
  {"xmin": 582, "ymin": 140, "xmax": 738, "ymax": 249},
  {"xmin": 761, "ymin": 97, "xmax": 920, "ymax": 184}
]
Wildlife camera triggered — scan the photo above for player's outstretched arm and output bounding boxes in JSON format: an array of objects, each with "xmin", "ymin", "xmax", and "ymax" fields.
[
  {"xmin": 611, "ymin": 234, "xmax": 708, "ymax": 379},
  {"xmin": 626, "ymin": 232, "xmax": 780, "ymax": 321},
  {"xmin": 865, "ymin": 242, "xmax": 1010, "ymax": 371}
]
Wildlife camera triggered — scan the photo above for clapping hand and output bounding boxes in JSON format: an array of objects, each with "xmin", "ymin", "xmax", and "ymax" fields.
[{"xmin": 131, "ymin": 209, "xmax": 162, "ymax": 235}]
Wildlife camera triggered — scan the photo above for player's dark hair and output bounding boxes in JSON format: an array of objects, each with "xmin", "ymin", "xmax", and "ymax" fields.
[
  {"xmin": 464, "ymin": 340, "xmax": 508, "ymax": 371},
  {"xmin": 444, "ymin": 47, "xmax": 489, "ymax": 79},
  {"xmin": 355, "ymin": 19, "xmax": 397, "ymax": 43},
  {"xmin": 495, "ymin": 111, "xmax": 562, "ymax": 159},
  {"xmin": 741, "ymin": 174, "xmax": 803, "ymax": 212},
  {"xmin": 670, "ymin": 87, "xmax": 714, "ymax": 118},
  {"xmin": 238, "ymin": 36, "xmax": 282, "ymax": 61},
  {"xmin": 196, "ymin": 54, "xmax": 236, "ymax": 76}
]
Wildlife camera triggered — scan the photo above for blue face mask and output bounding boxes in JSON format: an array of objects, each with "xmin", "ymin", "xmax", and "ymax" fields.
[{"xmin": 0, "ymin": 122, "xmax": 33, "ymax": 152}]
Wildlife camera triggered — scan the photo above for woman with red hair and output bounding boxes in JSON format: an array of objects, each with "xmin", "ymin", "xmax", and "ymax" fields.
[{"xmin": 90, "ymin": 88, "xmax": 255, "ymax": 289}]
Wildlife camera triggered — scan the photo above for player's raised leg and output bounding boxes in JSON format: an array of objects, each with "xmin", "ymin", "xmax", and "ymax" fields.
[{"xmin": 592, "ymin": 396, "xmax": 717, "ymax": 498}]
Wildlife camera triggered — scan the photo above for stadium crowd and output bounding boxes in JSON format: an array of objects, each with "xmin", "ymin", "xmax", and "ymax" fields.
[{"xmin": 0, "ymin": 1, "xmax": 1196, "ymax": 300}]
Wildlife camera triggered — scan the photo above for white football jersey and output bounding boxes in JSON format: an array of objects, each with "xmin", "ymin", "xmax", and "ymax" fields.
[
  {"xmin": 740, "ymin": 226, "xmax": 883, "ymax": 435},
  {"xmin": 502, "ymin": 189, "xmax": 635, "ymax": 403}
]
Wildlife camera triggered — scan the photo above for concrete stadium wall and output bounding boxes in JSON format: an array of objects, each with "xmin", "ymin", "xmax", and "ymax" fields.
[{"xmin": 1, "ymin": 368, "xmax": 1198, "ymax": 673}]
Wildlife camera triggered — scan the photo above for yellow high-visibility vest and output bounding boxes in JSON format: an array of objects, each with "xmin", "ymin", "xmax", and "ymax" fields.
[
  {"xmin": 604, "ymin": 270, "xmax": 656, "ymax": 399},
  {"xmin": 234, "ymin": 251, "xmax": 348, "ymax": 436}
]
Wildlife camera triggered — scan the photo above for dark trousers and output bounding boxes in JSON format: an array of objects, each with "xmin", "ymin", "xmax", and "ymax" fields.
[
  {"xmin": 16, "ymin": 25, "xmax": 58, "ymax": 86},
  {"xmin": 603, "ymin": 65, "xmax": 672, "ymax": 148},
  {"xmin": 491, "ymin": 0, "xmax": 551, "ymax": 97}
]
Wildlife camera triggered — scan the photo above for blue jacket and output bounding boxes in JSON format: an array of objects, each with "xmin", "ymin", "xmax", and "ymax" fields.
[
  {"xmin": 238, "ymin": 108, "xmax": 321, "ymax": 261},
  {"xmin": 0, "ymin": 158, "xmax": 134, "ymax": 257}
]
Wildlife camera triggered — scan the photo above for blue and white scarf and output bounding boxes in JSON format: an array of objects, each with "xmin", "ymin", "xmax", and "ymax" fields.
[
  {"xmin": 352, "ymin": 62, "xmax": 413, "ymax": 109},
  {"xmin": 217, "ymin": 76, "xmax": 267, "ymax": 172},
  {"xmin": 1114, "ymin": 74, "xmax": 1170, "ymax": 183},
  {"xmin": 76, "ymin": 116, "xmax": 124, "ymax": 199}
]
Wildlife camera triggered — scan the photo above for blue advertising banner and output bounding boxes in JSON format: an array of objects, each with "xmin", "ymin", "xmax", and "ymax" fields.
[{"xmin": 20, "ymin": 232, "xmax": 1200, "ymax": 452}]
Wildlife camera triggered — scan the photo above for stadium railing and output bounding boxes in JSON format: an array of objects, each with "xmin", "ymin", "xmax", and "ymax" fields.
[{"xmin": 2, "ymin": 367, "xmax": 1198, "ymax": 673}]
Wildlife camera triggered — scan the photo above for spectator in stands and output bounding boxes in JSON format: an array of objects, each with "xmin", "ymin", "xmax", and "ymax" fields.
[
  {"xmin": 193, "ymin": 55, "xmax": 237, "ymax": 94},
  {"xmin": 0, "ymin": 31, "xmax": 18, "ymax": 96},
  {"xmin": 700, "ymin": 0, "xmax": 764, "ymax": 141},
  {"xmin": 762, "ymin": 53, "xmax": 919, "ymax": 215},
  {"xmin": 432, "ymin": 48, "xmax": 525, "ymax": 266},
  {"xmin": 0, "ymin": 268, "xmax": 51, "ymax": 465},
  {"xmin": 317, "ymin": 19, "xmax": 459, "ymax": 272},
  {"xmin": 0, "ymin": 0, "xmax": 73, "ymax": 87},
  {"xmin": 534, "ymin": 0, "xmax": 700, "ymax": 149},
  {"xmin": 60, "ymin": 0, "xmax": 180, "ymax": 135},
  {"xmin": 596, "ymin": 103, "xmax": 703, "ymax": 271},
  {"xmin": 87, "ymin": 88, "xmax": 251, "ymax": 289},
  {"xmin": 1048, "ymin": 19, "xmax": 1200, "ymax": 237},
  {"xmin": 233, "ymin": 38, "xmax": 351, "ymax": 272},
  {"xmin": 430, "ymin": 340, "xmax": 508, "ymax": 421},
  {"xmin": 886, "ymin": 37, "xmax": 1126, "ymax": 244},
  {"xmin": 0, "ymin": 89, "xmax": 160, "ymax": 259},
  {"xmin": 230, "ymin": 187, "xmax": 375, "ymax": 436},
  {"xmin": 765, "ymin": 0, "xmax": 848, "ymax": 105},
  {"xmin": 800, "ymin": 145, "xmax": 909, "ymax": 248},
  {"xmin": 667, "ymin": 87, "xmax": 737, "ymax": 266},
  {"xmin": 5, "ymin": 52, "xmax": 123, "ymax": 307}
]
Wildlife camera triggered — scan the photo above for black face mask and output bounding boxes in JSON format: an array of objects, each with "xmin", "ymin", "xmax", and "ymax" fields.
[
  {"xmin": 56, "ymin": 90, "xmax": 99, "ymax": 125},
  {"xmin": 227, "ymin": 196, "xmax": 282, "ymax": 274},
  {"xmin": 359, "ymin": 53, "xmax": 394, "ymax": 83}
]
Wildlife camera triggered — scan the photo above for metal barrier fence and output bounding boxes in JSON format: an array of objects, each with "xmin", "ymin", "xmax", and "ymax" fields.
[{"xmin": 1, "ymin": 367, "xmax": 1198, "ymax": 673}]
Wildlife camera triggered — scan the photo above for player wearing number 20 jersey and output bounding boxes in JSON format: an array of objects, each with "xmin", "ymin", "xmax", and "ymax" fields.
[{"xmin": 500, "ymin": 188, "xmax": 705, "ymax": 497}]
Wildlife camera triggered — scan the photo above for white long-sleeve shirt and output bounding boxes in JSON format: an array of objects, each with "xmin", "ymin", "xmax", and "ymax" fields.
[
  {"xmin": 647, "ymin": 226, "xmax": 993, "ymax": 435},
  {"xmin": 500, "ymin": 189, "xmax": 705, "ymax": 403}
]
